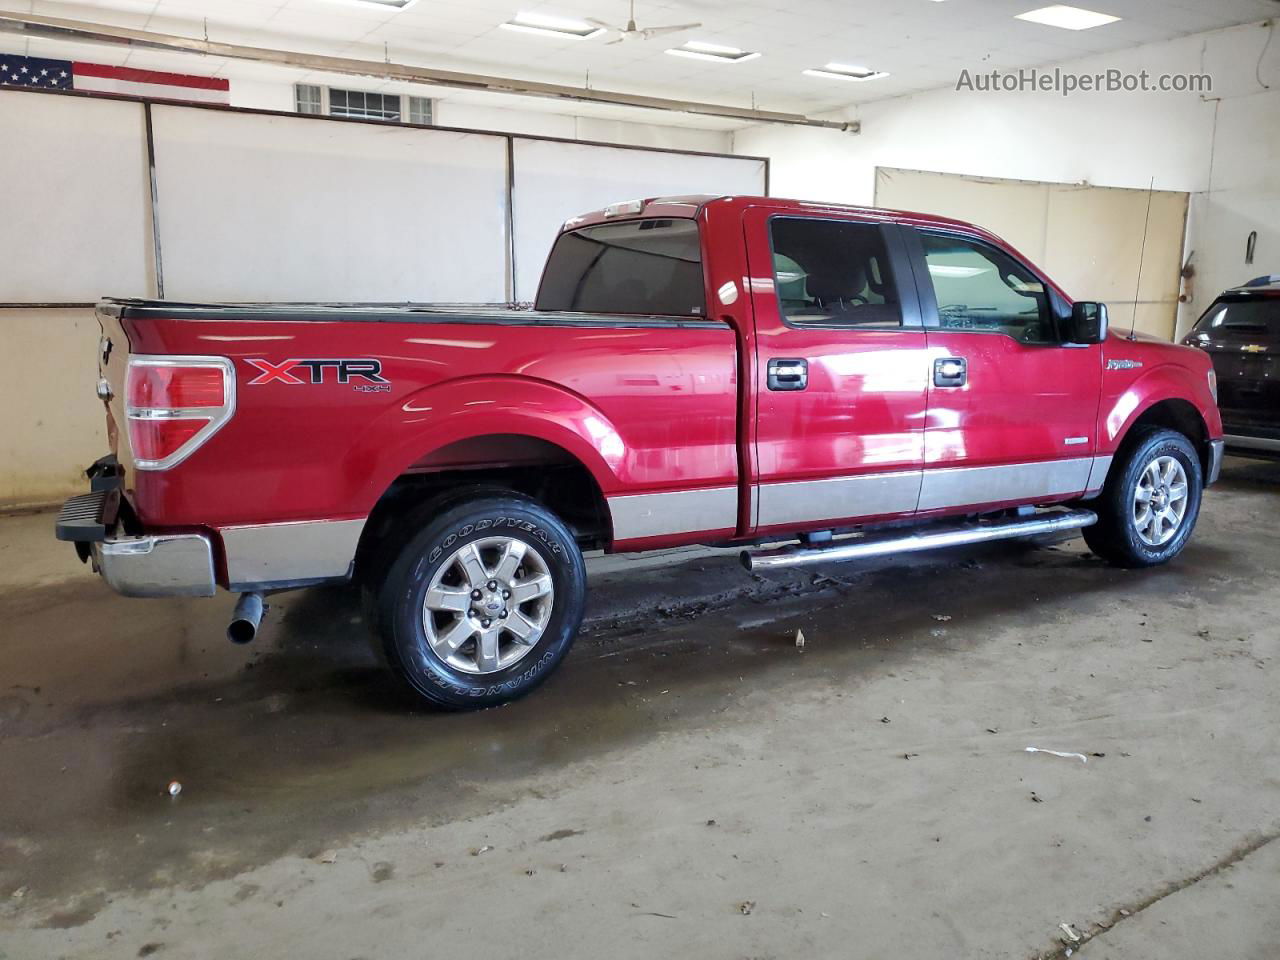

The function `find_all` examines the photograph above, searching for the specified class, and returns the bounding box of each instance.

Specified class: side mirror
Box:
[1067,301,1108,344]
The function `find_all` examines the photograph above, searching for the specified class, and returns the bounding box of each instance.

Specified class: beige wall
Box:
[874,168,1189,340]
[0,309,107,510]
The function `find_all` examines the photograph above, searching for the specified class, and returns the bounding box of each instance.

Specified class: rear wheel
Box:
[372,492,586,710]
[1083,427,1203,567]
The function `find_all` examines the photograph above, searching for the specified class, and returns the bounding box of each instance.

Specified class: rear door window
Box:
[768,217,904,328]
[535,219,705,317]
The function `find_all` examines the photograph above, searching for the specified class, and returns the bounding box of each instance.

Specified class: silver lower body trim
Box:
[743,508,1097,571]
[93,533,217,598]
[757,470,921,528]
[1083,455,1114,498]
[1223,434,1280,453]
[220,518,366,590]
[608,486,737,541]
[609,456,1113,540]
[917,457,1094,512]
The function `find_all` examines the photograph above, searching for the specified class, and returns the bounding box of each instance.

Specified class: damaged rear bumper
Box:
[91,532,217,598]
[56,455,364,597]
[55,484,216,598]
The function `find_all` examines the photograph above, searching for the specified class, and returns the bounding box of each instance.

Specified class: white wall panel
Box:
[0,91,153,301]
[511,139,767,301]
[150,107,510,302]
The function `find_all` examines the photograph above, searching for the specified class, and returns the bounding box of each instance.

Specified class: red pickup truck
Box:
[58,195,1224,709]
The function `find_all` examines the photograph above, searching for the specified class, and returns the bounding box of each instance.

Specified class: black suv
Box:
[1184,276,1280,458]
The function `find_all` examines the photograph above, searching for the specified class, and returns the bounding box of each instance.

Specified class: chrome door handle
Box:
[933,357,967,387]
[767,358,808,391]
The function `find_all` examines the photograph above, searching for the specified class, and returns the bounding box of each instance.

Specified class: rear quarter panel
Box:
[119,316,739,532]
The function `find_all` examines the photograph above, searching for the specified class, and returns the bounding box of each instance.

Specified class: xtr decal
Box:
[244,358,390,389]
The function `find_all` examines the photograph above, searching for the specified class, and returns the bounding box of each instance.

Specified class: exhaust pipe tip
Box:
[227,618,256,645]
[738,550,754,572]
[228,591,266,645]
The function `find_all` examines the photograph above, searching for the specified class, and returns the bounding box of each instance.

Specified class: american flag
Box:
[0,53,229,104]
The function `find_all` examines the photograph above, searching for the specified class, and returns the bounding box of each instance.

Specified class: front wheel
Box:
[373,492,587,710]
[1082,427,1203,567]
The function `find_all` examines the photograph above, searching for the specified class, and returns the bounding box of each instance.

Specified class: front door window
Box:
[920,232,1055,344]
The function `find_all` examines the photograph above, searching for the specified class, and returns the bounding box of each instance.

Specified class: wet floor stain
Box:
[36,891,107,929]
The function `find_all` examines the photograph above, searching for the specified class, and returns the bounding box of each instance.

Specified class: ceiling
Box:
[1,0,1276,121]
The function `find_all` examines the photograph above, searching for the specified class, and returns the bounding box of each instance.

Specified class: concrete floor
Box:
[1,458,1278,960]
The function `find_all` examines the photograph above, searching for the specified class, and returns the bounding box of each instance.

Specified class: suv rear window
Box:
[535,219,706,317]
[1192,296,1280,338]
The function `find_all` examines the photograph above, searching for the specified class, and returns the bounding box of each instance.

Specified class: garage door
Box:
[874,167,1189,341]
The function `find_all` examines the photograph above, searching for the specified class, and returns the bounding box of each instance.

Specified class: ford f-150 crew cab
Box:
[57,195,1225,709]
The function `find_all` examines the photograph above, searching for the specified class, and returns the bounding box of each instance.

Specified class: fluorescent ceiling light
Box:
[803,62,888,82]
[327,0,419,8]
[499,11,604,39]
[665,41,760,63]
[1014,5,1120,30]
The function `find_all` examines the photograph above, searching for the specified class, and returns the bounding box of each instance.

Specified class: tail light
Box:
[125,356,236,470]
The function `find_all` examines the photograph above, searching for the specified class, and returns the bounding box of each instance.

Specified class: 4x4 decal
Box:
[245,358,389,387]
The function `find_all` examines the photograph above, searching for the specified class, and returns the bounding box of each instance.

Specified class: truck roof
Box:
[566,194,1001,241]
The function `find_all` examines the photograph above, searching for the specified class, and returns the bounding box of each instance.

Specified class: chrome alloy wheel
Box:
[421,537,555,675]
[1132,455,1189,547]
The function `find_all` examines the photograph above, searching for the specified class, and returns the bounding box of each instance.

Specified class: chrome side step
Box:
[741,508,1097,572]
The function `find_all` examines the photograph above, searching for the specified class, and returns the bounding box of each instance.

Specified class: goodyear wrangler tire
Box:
[375,493,586,710]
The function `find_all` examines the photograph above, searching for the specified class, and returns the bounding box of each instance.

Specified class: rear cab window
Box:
[535,219,706,317]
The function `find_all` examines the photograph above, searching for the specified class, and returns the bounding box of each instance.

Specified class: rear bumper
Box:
[55,467,364,597]
[92,533,217,598]
[55,486,217,598]
[1208,438,1226,485]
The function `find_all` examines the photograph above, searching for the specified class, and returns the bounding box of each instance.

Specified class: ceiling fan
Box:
[587,0,701,44]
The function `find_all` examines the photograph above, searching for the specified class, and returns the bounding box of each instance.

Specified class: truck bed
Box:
[96,296,741,538]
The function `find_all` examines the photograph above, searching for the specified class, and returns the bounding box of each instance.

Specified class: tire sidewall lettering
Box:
[395,504,582,706]
[424,649,556,696]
